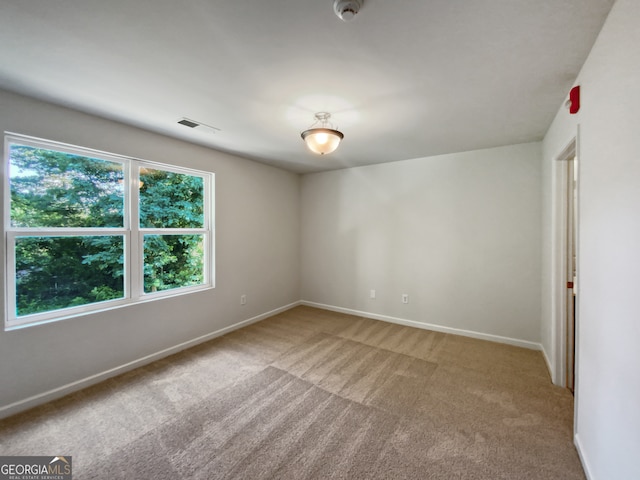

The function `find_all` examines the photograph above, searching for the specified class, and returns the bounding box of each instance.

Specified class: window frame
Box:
[4,133,215,330]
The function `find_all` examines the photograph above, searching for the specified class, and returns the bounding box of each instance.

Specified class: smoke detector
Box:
[333,0,363,21]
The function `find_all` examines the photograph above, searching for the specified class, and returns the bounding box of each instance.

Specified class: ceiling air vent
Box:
[178,118,199,128]
[177,117,220,134]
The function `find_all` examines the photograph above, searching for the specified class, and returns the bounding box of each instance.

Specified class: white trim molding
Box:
[541,344,554,381]
[575,433,594,480]
[0,301,301,419]
[301,300,543,351]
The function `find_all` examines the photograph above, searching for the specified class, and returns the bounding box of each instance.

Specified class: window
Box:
[4,134,214,329]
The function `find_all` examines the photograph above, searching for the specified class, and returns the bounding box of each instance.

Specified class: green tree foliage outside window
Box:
[140,168,203,228]
[144,235,204,293]
[10,145,124,228]
[15,235,125,316]
[7,140,210,323]
[139,168,205,293]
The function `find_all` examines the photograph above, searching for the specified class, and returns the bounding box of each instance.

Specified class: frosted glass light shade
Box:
[301,128,344,155]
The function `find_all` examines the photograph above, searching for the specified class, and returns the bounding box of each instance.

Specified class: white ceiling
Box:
[0,0,614,173]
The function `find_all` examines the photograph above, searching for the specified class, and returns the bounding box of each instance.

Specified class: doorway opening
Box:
[555,138,578,394]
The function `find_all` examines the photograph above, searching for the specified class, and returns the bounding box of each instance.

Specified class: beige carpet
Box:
[0,306,583,479]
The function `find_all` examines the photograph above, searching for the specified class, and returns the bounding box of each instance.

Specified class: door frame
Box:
[553,132,580,396]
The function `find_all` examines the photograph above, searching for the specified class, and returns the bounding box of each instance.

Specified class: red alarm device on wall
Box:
[568,86,580,114]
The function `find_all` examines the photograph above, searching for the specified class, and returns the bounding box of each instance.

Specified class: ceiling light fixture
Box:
[301,112,344,155]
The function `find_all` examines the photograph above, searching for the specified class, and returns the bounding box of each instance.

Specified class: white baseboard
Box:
[1,300,543,419]
[574,433,594,480]
[0,301,301,420]
[301,300,543,351]
[541,344,555,382]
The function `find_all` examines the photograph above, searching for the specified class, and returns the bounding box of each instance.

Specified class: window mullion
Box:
[129,162,141,300]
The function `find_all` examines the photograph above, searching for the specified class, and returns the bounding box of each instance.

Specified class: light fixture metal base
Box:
[334,0,363,21]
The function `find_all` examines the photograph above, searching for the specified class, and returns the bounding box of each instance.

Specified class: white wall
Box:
[0,89,301,416]
[301,143,542,346]
[542,0,640,478]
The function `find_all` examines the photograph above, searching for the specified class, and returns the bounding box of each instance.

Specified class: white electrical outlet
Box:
[240,294,247,305]
[370,289,376,299]
[402,294,409,304]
